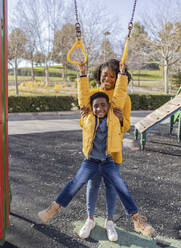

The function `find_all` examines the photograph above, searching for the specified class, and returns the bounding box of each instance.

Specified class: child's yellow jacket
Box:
[77,74,130,164]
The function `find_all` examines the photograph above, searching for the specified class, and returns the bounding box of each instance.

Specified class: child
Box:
[38,65,155,240]
[78,60,154,241]
[38,90,138,223]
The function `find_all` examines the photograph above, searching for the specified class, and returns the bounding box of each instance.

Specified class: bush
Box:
[90,80,96,88]
[71,94,173,111]
[8,96,73,113]
[8,94,174,113]
[73,96,79,109]
[129,93,173,110]
[173,70,181,88]
[18,69,31,76]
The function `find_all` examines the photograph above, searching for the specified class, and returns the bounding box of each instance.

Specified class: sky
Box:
[8,0,179,34]
[8,0,153,35]
[7,0,180,57]
[8,0,180,26]
[7,0,180,69]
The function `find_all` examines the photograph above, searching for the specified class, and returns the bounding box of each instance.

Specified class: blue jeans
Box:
[86,164,120,218]
[56,158,138,215]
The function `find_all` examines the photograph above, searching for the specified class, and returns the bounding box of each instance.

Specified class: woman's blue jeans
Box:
[86,163,120,218]
[56,158,138,215]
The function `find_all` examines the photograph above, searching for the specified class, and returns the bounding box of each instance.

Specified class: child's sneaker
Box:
[79,218,95,239]
[131,212,155,236]
[38,201,61,223]
[105,220,118,242]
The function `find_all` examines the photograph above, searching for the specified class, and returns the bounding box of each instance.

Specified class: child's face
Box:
[100,67,117,90]
[92,97,109,118]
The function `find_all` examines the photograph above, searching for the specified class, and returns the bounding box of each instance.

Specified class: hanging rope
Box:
[67,0,87,65]
[121,0,137,65]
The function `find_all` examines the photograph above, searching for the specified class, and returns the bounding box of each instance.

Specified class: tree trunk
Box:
[14,59,19,95]
[65,63,67,81]
[31,60,35,81]
[45,59,49,86]
[163,58,169,93]
[138,69,140,87]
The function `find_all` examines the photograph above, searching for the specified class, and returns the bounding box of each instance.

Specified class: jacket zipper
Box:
[88,116,99,157]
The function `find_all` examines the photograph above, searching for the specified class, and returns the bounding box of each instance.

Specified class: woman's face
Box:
[100,67,117,90]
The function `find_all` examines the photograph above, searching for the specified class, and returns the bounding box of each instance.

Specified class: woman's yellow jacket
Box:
[77,74,131,164]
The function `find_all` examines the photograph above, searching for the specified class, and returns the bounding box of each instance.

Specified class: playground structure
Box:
[169,87,181,135]
[0,0,10,245]
[67,0,137,67]
[134,86,181,150]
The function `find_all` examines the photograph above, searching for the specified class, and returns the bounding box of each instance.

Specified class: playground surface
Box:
[2,111,181,247]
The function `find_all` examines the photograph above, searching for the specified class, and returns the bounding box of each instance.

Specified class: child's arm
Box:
[112,64,128,110]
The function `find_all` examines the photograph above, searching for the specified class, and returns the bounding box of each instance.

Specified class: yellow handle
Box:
[120,37,129,65]
[67,39,88,65]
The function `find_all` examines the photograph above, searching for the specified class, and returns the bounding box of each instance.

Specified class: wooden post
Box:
[0,0,10,243]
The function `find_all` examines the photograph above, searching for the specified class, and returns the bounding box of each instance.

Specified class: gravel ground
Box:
[5,122,181,248]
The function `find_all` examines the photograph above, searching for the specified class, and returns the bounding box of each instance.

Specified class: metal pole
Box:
[0,0,10,243]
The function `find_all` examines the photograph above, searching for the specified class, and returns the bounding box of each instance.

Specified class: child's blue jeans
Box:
[56,158,138,215]
[86,163,120,218]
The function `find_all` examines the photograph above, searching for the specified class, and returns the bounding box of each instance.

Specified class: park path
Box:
[8,110,167,135]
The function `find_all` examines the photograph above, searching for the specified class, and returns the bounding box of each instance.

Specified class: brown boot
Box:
[131,212,155,236]
[38,201,61,223]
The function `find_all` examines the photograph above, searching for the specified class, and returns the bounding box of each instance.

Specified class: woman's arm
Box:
[121,95,131,133]
[112,64,128,110]
[77,63,91,109]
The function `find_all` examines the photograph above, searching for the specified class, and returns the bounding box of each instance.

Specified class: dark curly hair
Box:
[90,92,109,106]
[93,59,131,85]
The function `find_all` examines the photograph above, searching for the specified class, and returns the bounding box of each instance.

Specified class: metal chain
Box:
[73,0,81,40]
[128,0,137,37]
[74,0,79,23]
[73,0,137,39]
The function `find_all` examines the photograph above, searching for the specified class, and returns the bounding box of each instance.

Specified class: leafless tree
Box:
[52,23,76,78]
[12,0,66,86]
[142,0,181,93]
[126,22,151,70]
[100,38,116,63]
[8,28,27,95]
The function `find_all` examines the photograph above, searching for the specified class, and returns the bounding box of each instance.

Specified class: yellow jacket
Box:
[77,74,131,164]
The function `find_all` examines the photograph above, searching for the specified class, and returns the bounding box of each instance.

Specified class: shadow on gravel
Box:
[10,212,89,248]
[1,242,18,248]
[145,147,181,157]
[8,128,181,245]
[149,141,181,149]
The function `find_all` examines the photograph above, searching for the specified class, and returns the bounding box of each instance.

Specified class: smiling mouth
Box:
[98,112,105,116]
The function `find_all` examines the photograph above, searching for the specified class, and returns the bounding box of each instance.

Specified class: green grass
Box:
[8,67,179,96]
[9,66,163,81]
[9,68,162,82]
[8,89,77,97]
[8,75,67,82]
[132,70,162,81]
